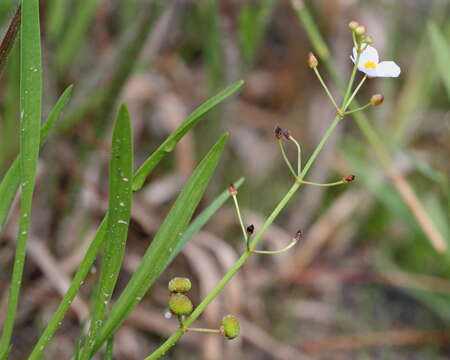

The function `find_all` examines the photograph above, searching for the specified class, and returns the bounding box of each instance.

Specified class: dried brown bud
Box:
[246,224,254,236]
[294,230,302,242]
[355,25,366,36]
[343,175,356,183]
[282,130,291,141]
[307,52,318,68]
[274,125,283,139]
[370,94,384,106]
[228,184,237,196]
[348,21,359,31]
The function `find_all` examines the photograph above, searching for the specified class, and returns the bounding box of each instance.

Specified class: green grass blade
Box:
[0,85,73,232]
[428,22,450,99]
[132,80,243,191]
[56,0,101,72]
[27,218,108,360]
[81,105,133,359]
[173,177,244,257]
[89,134,229,356]
[0,0,42,356]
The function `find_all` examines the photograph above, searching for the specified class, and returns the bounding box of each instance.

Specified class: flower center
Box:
[364,60,377,69]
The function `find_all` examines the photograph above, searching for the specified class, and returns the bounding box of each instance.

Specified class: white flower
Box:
[350,45,401,78]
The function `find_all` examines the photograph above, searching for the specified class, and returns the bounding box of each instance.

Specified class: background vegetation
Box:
[0,0,449,359]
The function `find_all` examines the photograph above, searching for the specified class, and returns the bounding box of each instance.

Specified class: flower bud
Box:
[229,184,237,196]
[274,125,283,139]
[283,130,291,141]
[370,94,384,106]
[169,293,193,316]
[168,277,192,293]
[294,230,303,242]
[343,175,356,183]
[246,224,254,236]
[355,25,366,36]
[221,315,240,340]
[364,36,373,45]
[348,21,359,31]
[307,52,318,68]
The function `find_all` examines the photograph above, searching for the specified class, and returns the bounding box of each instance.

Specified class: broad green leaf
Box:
[90,133,229,355]
[132,80,243,191]
[0,85,73,231]
[0,0,42,356]
[428,22,450,99]
[82,105,133,358]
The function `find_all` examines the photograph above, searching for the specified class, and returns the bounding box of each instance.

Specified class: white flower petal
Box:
[376,61,401,77]
[360,45,379,64]
[359,67,378,77]
[351,47,358,63]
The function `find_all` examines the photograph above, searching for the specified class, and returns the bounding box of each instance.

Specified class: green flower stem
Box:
[231,194,248,246]
[185,328,221,334]
[300,179,344,187]
[343,75,367,110]
[145,112,346,360]
[278,140,297,178]
[312,67,341,114]
[344,102,372,115]
[252,238,298,255]
[288,136,302,175]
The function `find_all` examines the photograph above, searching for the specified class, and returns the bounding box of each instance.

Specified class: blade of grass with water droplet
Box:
[0,85,73,232]
[132,80,244,191]
[0,0,42,356]
[81,105,133,359]
[89,134,229,356]
[28,82,242,357]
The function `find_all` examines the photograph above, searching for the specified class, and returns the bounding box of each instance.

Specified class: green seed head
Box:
[168,277,192,293]
[169,294,193,316]
[221,315,240,340]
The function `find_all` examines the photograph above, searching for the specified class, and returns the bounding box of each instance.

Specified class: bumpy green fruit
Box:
[168,277,192,293]
[221,315,240,340]
[169,294,193,316]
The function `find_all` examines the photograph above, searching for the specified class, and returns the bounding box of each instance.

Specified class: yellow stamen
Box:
[364,60,377,69]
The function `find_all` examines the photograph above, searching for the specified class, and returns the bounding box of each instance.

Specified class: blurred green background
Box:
[0,0,449,359]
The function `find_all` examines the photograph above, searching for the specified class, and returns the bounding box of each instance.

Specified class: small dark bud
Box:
[348,21,359,31]
[294,230,302,242]
[282,130,291,141]
[168,277,192,293]
[355,25,366,36]
[246,224,254,236]
[370,94,384,106]
[343,175,356,183]
[274,125,283,139]
[307,52,318,68]
[228,184,237,196]
[169,293,193,316]
[221,315,240,340]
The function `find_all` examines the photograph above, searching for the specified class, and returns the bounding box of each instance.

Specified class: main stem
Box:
[145,114,344,360]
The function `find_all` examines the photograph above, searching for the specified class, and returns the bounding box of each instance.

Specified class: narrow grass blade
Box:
[89,134,229,355]
[0,5,21,75]
[28,88,236,356]
[0,85,73,232]
[132,80,243,191]
[56,0,101,72]
[173,177,244,257]
[428,22,450,99]
[81,105,133,359]
[0,0,42,356]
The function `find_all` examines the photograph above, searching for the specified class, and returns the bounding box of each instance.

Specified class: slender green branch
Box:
[344,102,372,115]
[278,140,297,178]
[231,194,248,245]
[288,136,302,175]
[342,49,361,107]
[300,179,345,187]
[343,75,367,110]
[185,328,221,334]
[312,67,341,114]
[252,238,298,255]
